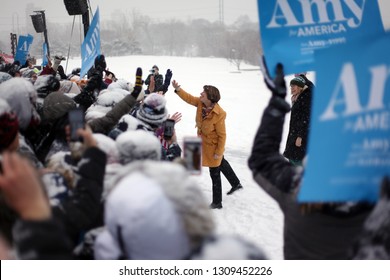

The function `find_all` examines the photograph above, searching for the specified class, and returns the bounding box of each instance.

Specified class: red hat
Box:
[0,101,19,152]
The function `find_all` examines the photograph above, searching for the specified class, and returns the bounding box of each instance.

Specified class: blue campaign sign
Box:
[298,33,390,203]
[80,7,101,78]
[14,34,34,65]
[257,0,384,76]
[42,42,48,66]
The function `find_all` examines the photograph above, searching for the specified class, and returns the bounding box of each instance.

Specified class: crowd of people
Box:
[0,53,258,260]
[0,52,389,260]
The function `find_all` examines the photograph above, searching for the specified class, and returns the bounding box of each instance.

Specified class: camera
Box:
[150,69,156,74]
[163,119,175,140]
[68,108,85,142]
[183,136,202,175]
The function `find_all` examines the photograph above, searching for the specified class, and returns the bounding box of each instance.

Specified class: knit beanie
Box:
[203,85,220,103]
[0,99,19,152]
[290,76,306,88]
[136,93,168,127]
[116,130,161,165]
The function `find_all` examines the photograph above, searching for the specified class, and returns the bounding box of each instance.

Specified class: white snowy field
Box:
[61,55,301,259]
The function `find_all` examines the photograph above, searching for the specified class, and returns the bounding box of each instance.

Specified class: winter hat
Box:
[0,77,40,131]
[111,160,215,251]
[203,85,220,103]
[42,92,77,123]
[96,88,128,106]
[94,172,190,259]
[93,133,120,164]
[107,79,132,92]
[104,161,215,253]
[136,92,168,127]
[107,80,144,102]
[85,88,129,122]
[290,76,306,88]
[34,75,61,97]
[116,130,161,165]
[0,72,12,84]
[0,99,19,152]
[152,65,159,71]
[58,80,80,95]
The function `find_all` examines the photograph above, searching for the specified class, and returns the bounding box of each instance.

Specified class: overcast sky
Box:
[0,0,258,32]
[0,0,389,48]
[1,0,389,32]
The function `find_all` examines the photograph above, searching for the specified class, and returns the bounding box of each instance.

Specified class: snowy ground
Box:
[60,55,303,259]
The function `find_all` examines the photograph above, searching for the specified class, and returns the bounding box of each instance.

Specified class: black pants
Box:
[209,157,240,204]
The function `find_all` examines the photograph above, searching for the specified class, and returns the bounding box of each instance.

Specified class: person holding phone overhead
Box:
[172,80,243,209]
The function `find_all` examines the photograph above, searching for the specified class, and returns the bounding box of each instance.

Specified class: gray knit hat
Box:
[136,93,168,127]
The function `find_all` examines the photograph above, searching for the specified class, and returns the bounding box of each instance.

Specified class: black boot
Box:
[209,166,222,208]
[210,202,223,209]
[227,183,243,195]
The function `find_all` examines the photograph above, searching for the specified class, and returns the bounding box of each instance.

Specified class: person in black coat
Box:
[144,65,164,94]
[283,75,313,165]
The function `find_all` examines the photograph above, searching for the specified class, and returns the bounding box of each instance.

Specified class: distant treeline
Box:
[24,12,261,67]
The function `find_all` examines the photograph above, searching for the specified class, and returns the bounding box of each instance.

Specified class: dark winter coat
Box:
[13,218,73,259]
[145,73,163,93]
[88,94,138,134]
[248,96,371,259]
[52,147,107,246]
[283,87,312,162]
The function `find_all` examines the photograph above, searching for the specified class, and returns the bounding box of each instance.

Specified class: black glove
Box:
[260,55,286,98]
[161,69,172,94]
[73,90,95,110]
[260,56,290,113]
[130,67,143,99]
[84,70,102,93]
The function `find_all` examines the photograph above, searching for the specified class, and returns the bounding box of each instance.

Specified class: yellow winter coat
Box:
[176,88,226,167]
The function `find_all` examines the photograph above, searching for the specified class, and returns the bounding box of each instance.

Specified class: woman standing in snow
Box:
[172,80,243,209]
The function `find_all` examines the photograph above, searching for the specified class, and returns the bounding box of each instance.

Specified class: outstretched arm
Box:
[248,59,299,196]
[172,80,200,107]
[88,67,143,134]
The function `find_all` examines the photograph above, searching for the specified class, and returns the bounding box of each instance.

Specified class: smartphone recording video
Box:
[163,119,175,140]
[68,108,85,142]
[183,136,202,175]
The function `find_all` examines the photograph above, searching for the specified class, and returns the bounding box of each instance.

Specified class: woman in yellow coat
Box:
[172,80,243,209]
